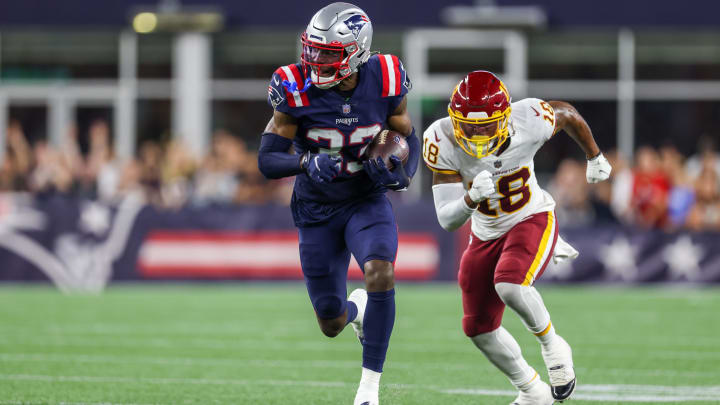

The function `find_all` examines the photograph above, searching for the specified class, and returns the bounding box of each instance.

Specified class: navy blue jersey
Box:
[267,54,411,211]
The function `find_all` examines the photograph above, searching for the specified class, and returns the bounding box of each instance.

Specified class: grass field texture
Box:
[0,283,719,404]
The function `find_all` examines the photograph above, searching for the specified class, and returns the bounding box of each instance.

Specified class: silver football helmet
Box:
[301,2,373,89]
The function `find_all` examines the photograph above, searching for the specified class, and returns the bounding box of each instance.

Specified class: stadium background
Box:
[1,1,719,404]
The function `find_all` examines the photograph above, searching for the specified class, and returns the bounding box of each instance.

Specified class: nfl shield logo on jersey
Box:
[494,160,502,168]
[342,104,352,114]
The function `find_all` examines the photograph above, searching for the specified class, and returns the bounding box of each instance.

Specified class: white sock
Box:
[359,367,381,390]
[495,283,556,347]
[470,327,537,388]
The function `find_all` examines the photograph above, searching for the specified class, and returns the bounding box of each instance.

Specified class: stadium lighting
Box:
[133,12,158,34]
[130,8,224,33]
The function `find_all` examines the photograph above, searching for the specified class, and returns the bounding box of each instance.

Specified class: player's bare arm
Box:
[265,110,298,140]
[549,101,599,159]
[387,96,412,136]
[549,100,612,183]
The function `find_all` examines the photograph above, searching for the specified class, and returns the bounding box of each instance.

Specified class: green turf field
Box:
[0,283,719,404]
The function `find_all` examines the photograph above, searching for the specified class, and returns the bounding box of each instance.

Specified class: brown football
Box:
[366,129,409,169]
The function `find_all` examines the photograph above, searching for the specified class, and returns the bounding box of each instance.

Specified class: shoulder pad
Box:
[369,54,411,98]
[268,64,311,110]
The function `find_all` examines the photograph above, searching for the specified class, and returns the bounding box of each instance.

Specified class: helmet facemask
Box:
[449,106,511,158]
[301,34,359,89]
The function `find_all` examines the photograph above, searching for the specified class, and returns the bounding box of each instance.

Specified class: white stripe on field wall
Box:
[139,240,439,272]
[1,373,719,403]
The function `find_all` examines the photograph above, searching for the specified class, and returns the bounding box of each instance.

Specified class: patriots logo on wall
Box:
[343,14,369,39]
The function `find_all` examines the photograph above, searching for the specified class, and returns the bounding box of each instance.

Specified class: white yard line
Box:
[1,373,719,403]
[2,352,719,379]
[3,335,720,361]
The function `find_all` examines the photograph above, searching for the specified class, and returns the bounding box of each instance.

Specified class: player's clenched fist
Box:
[586,153,612,183]
[467,170,495,202]
[301,153,342,183]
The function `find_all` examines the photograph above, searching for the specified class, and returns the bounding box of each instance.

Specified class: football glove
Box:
[363,155,410,191]
[586,153,612,183]
[467,170,495,203]
[301,153,342,183]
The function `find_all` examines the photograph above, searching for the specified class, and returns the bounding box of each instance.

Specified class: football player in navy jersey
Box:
[257,3,420,404]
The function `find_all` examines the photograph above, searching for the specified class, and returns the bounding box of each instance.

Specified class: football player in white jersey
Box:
[423,71,611,405]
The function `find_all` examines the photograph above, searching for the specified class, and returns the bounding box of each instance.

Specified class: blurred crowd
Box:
[2,119,720,231]
[549,137,720,231]
[0,119,293,208]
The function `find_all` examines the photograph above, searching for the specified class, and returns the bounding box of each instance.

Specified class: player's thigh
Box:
[458,235,506,336]
[298,223,352,319]
[345,194,398,270]
[495,211,558,286]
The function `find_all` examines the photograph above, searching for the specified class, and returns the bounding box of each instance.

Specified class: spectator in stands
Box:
[136,140,164,206]
[549,158,595,227]
[0,120,32,191]
[161,140,196,209]
[660,143,695,229]
[686,134,720,181]
[192,129,244,205]
[608,149,634,224]
[630,146,671,228]
[685,166,720,231]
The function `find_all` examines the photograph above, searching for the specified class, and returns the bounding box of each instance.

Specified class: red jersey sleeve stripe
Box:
[288,64,310,106]
[391,55,402,96]
[378,54,390,97]
[275,67,297,108]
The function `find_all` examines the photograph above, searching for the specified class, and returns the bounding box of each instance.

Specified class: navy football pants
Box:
[298,194,398,319]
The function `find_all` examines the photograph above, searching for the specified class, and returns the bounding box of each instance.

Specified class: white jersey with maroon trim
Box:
[423,98,558,241]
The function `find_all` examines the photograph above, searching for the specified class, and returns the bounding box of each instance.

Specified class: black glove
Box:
[301,152,342,183]
[363,155,410,191]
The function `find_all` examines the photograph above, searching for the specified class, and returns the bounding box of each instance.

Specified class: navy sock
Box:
[345,300,358,326]
[362,289,395,372]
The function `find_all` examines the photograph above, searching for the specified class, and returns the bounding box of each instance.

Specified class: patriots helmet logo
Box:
[343,14,369,39]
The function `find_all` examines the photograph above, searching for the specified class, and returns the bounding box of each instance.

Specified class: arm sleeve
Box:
[257,132,304,179]
[432,182,475,232]
[404,127,421,178]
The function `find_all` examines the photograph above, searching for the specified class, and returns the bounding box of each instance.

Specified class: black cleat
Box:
[550,375,576,401]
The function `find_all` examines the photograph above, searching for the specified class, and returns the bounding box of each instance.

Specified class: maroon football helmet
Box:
[448,70,512,158]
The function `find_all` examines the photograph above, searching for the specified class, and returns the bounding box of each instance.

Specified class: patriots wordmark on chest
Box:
[336,117,359,126]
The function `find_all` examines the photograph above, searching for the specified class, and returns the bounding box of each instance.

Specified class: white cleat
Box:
[541,335,576,401]
[348,288,368,343]
[510,376,555,405]
[353,389,379,405]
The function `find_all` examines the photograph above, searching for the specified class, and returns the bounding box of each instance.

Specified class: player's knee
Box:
[469,327,500,349]
[494,282,523,306]
[313,295,344,322]
[318,318,344,338]
[462,314,502,337]
[363,260,394,291]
